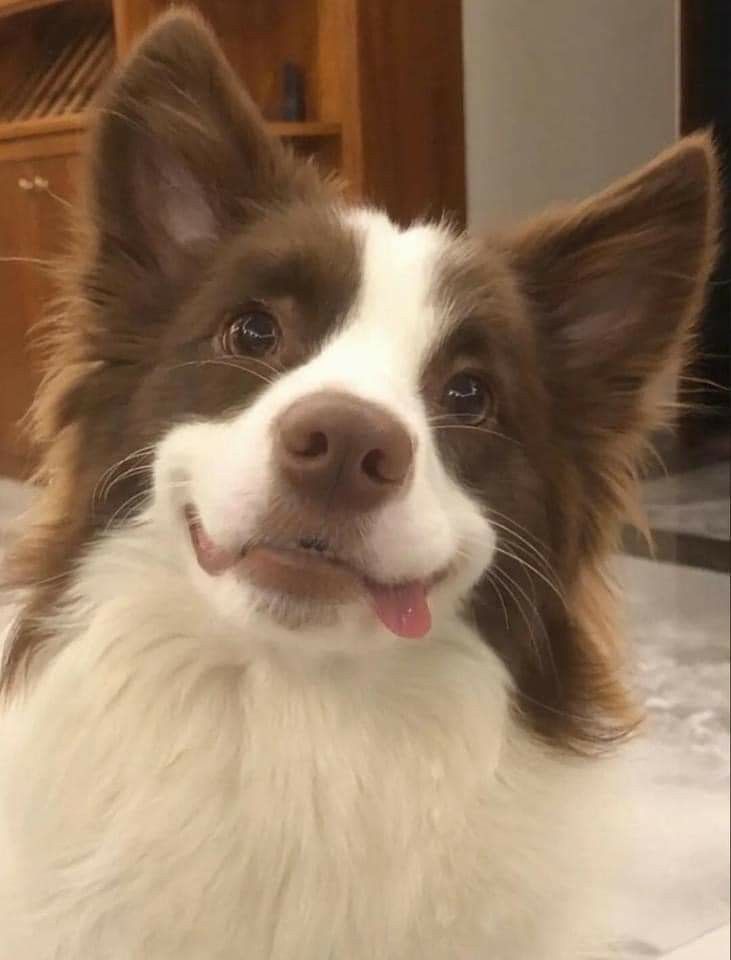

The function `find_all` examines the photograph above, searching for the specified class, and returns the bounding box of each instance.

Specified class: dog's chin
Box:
[248,583,349,634]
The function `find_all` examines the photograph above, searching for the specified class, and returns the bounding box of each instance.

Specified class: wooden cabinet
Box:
[0,150,80,475]
[0,0,465,476]
[0,159,38,477]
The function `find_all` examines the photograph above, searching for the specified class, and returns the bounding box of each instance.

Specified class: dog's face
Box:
[6,13,717,747]
[152,208,536,647]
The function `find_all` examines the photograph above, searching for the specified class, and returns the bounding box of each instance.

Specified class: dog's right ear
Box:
[86,10,318,283]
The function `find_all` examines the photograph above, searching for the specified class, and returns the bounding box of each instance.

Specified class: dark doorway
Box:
[679,0,730,458]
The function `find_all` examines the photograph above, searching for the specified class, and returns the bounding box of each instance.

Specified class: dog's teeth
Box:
[299,536,328,553]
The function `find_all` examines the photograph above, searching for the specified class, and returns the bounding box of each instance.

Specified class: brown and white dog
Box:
[0,11,719,959]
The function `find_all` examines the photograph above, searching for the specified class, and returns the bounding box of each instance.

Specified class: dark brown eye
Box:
[442,372,490,424]
[221,306,280,357]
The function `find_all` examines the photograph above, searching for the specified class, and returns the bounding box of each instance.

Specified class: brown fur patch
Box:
[427,135,720,749]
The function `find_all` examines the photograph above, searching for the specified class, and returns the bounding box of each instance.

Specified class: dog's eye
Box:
[221,305,280,357]
[442,372,490,424]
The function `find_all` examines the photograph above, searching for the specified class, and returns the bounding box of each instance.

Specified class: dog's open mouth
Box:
[184,506,435,639]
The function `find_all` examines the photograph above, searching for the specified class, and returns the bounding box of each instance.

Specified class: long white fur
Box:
[0,211,619,958]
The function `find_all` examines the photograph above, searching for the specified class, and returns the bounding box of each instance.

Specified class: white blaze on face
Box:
[302,210,453,399]
[153,208,496,638]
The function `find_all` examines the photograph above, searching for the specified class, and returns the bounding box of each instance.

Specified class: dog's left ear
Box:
[508,134,719,471]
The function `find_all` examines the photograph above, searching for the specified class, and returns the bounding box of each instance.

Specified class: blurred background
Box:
[0,2,728,958]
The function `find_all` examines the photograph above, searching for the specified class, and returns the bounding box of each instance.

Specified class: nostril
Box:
[361,448,391,484]
[291,430,328,459]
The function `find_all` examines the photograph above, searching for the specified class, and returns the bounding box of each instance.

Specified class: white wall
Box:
[463,0,679,229]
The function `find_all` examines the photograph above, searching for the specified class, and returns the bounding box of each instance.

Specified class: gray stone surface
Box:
[642,462,730,542]
[610,555,729,959]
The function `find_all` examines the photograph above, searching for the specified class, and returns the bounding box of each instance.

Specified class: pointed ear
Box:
[87,10,319,280]
[508,135,720,464]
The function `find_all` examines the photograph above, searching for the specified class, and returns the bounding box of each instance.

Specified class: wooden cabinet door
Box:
[0,151,81,478]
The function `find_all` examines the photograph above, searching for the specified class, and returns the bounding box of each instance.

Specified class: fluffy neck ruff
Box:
[1,515,616,959]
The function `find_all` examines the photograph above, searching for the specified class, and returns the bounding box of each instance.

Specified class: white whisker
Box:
[494,544,566,607]
[165,358,276,386]
[431,422,520,446]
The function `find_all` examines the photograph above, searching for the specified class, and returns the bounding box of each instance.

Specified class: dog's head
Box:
[5,12,718,747]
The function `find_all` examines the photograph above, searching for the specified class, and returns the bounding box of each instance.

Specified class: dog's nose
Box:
[275,391,413,511]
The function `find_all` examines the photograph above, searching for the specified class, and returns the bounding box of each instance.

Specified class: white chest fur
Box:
[0,530,616,959]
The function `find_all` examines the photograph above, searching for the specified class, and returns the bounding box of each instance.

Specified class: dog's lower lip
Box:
[184,505,448,634]
[241,544,362,604]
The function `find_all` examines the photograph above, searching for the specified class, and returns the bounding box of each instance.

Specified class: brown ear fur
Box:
[508,133,720,569]
[483,134,720,750]
[88,8,323,285]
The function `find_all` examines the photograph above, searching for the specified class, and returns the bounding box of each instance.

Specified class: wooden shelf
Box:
[0,2,114,130]
[0,0,69,19]
[0,112,86,142]
[267,121,341,139]
[0,114,341,144]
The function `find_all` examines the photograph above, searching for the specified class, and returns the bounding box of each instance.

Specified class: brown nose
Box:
[275,391,414,511]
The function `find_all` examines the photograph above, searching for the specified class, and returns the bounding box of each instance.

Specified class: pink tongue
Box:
[367,580,432,639]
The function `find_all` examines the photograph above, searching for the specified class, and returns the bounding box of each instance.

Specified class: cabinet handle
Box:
[17,176,51,191]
